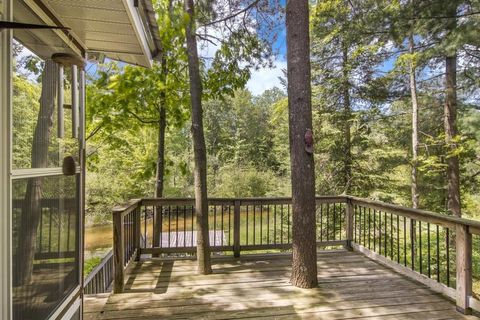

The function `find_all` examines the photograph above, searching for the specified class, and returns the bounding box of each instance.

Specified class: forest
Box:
[8,0,480,317]
[81,0,480,228]
[11,0,480,282]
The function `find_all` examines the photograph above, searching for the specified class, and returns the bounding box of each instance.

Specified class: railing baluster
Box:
[153,206,157,248]
[363,206,366,246]
[176,206,179,248]
[214,205,217,247]
[404,216,407,266]
[321,204,324,242]
[427,222,431,278]
[384,211,387,258]
[341,203,345,240]
[373,209,376,252]
[287,204,291,243]
[397,214,400,264]
[253,205,256,245]
[281,204,284,244]
[446,228,450,287]
[48,209,53,252]
[333,203,336,241]
[436,225,440,282]
[260,205,263,245]
[419,221,422,275]
[411,218,415,271]
[228,204,232,246]
[326,203,330,242]
[184,205,187,247]
[267,205,270,244]
[379,210,382,256]
[390,213,393,261]
[221,205,225,246]
[274,205,277,244]
[152,206,157,249]
[143,206,147,248]
[191,206,194,247]
[168,205,171,247]
[368,208,371,249]
[353,204,358,242]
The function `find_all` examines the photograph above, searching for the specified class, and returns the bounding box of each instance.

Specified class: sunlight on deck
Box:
[84,250,476,319]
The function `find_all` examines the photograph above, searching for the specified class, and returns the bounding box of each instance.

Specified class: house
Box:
[0,0,161,319]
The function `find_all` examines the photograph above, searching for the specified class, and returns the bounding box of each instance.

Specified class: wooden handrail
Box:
[112,199,142,217]
[349,196,480,233]
[84,250,114,294]
[349,195,477,315]
[111,195,479,314]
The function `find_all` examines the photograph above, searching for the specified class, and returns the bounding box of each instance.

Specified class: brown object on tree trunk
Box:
[286,0,318,288]
[184,0,212,275]
[15,60,58,286]
[444,3,461,218]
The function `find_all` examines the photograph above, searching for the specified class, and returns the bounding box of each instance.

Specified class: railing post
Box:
[134,206,141,261]
[345,197,353,251]
[456,224,472,315]
[153,204,162,257]
[234,200,241,258]
[113,210,125,293]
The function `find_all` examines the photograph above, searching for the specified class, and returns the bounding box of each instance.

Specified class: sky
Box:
[198,3,288,96]
[246,23,287,95]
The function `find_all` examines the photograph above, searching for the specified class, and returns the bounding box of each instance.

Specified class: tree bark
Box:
[444,4,461,217]
[286,0,318,288]
[153,54,168,252]
[342,44,352,194]
[408,14,419,262]
[409,34,420,210]
[184,0,212,274]
[16,60,58,285]
[153,105,166,251]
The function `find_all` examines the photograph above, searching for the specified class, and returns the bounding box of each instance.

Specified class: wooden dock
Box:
[84,250,477,319]
[159,230,226,248]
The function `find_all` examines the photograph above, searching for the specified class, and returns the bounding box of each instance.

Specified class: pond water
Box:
[84,208,293,260]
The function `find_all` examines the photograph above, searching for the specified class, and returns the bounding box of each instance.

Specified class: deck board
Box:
[84,250,476,319]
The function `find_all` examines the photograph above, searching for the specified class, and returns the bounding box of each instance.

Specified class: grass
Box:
[84,256,102,277]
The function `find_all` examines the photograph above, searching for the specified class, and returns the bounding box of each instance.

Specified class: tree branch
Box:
[200,0,260,28]
[86,123,104,141]
[126,109,160,124]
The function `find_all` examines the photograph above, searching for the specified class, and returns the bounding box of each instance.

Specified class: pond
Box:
[84,208,295,260]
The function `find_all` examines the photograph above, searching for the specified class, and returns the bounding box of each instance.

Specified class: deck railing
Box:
[84,250,114,294]
[111,195,480,315]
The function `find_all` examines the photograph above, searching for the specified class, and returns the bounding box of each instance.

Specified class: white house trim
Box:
[0,1,12,319]
[122,0,154,68]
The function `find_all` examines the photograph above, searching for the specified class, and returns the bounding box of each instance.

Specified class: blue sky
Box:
[246,5,287,95]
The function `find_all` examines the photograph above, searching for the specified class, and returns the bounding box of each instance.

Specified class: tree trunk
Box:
[184,0,212,275]
[16,60,58,285]
[444,4,461,217]
[409,34,419,210]
[153,52,168,251]
[286,0,318,289]
[342,44,351,194]
[408,26,419,264]
[153,105,166,251]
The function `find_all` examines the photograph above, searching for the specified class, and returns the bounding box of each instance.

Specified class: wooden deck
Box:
[84,250,477,319]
